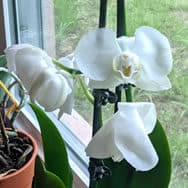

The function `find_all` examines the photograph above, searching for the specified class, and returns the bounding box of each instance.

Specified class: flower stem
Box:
[99,0,107,28]
[78,76,94,104]
[115,1,134,185]
[125,85,132,102]
[92,90,103,135]
[89,90,113,185]
[114,84,123,112]
[89,1,108,187]
[53,59,82,75]
[89,90,103,188]
[114,0,132,111]
[117,0,126,37]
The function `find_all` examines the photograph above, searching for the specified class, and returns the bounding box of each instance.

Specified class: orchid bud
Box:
[29,68,72,112]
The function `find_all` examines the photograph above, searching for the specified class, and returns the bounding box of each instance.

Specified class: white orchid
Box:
[85,102,159,171]
[29,67,72,114]
[75,26,173,91]
[5,44,54,91]
[5,44,72,118]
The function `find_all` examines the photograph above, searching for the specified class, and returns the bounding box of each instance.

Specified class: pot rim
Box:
[0,129,38,180]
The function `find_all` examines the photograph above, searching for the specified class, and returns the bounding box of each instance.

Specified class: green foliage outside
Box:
[54,0,188,187]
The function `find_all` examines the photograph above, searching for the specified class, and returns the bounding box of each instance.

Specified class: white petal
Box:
[133,26,173,76]
[85,121,119,159]
[75,28,121,80]
[15,51,49,91]
[117,36,135,52]
[88,72,122,89]
[118,102,157,134]
[4,44,33,71]
[58,92,73,119]
[135,70,172,91]
[16,46,48,58]
[58,53,75,68]
[86,102,158,171]
[113,109,158,171]
[58,70,74,118]
[84,76,90,86]
[59,53,79,70]
[15,45,54,67]
[29,68,72,112]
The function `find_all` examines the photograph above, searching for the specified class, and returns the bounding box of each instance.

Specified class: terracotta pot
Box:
[0,130,38,188]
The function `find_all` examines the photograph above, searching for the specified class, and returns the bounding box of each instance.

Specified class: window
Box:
[16,0,43,47]
[2,0,90,187]
[0,0,6,53]
[2,1,188,188]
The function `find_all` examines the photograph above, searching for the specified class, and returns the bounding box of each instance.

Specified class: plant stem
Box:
[92,91,103,136]
[78,76,94,104]
[117,0,132,103]
[89,90,103,188]
[116,1,134,185]
[89,1,108,187]
[117,0,126,37]
[114,84,123,113]
[114,0,132,112]
[99,0,107,28]
[53,59,82,75]
[125,85,132,102]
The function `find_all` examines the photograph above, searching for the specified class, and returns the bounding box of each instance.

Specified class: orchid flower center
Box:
[119,52,141,78]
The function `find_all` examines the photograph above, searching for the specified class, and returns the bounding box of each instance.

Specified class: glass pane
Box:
[53,1,188,188]
[54,0,100,124]
[5,0,188,187]
[17,0,43,47]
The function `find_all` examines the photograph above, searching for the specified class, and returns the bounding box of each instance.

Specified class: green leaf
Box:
[96,120,171,188]
[33,156,66,188]
[30,104,73,188]
[0,55,7,67]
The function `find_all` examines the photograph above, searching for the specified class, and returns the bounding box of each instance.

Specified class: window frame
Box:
[0,0,6,54]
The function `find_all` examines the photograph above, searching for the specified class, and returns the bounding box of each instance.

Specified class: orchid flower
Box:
[29,67,72,114]
[75,26,173,91]
[5,44,72,118]
[5,44,54,91]
[85,102,159,171]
